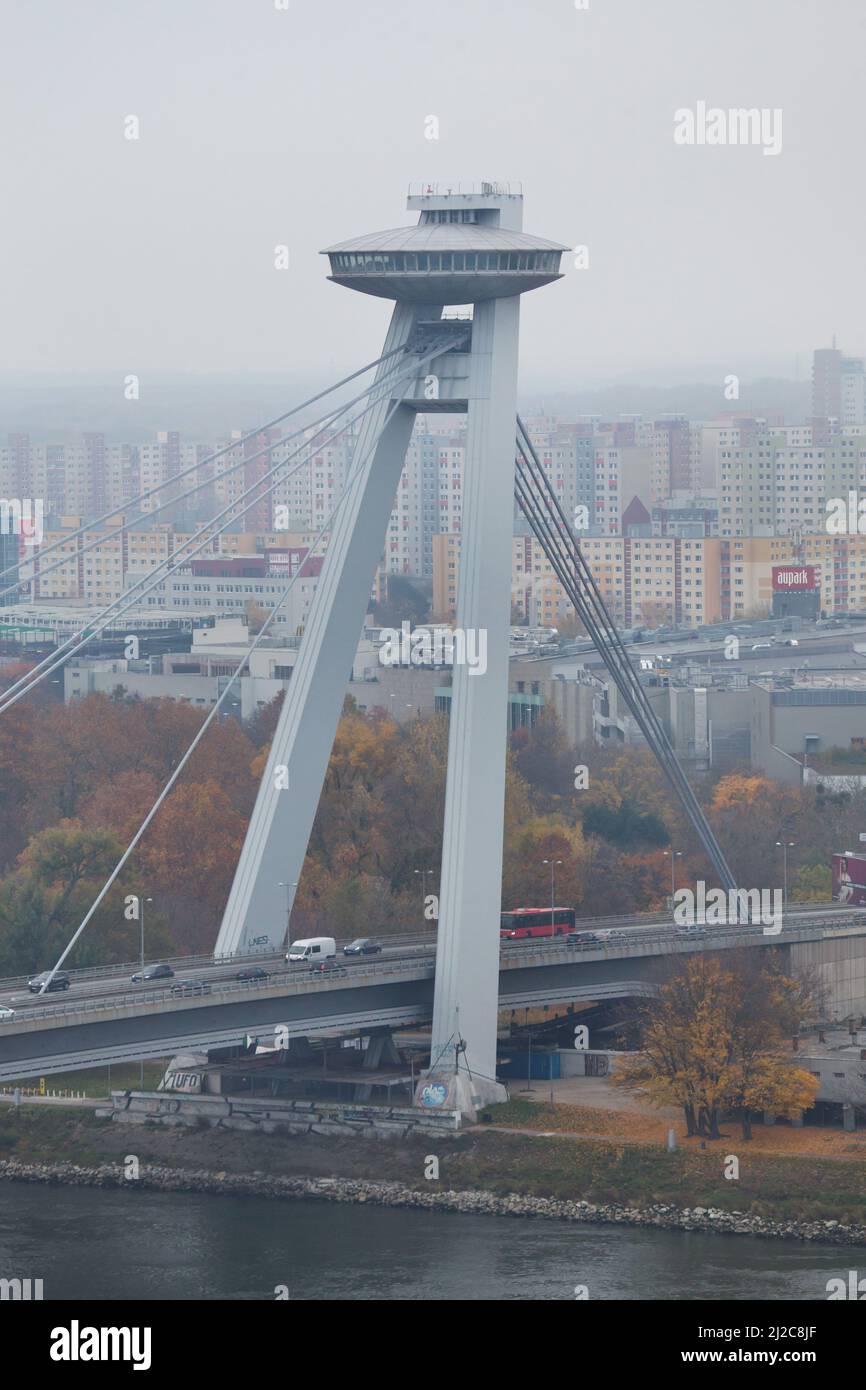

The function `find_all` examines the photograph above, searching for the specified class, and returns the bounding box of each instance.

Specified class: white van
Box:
[286,936,336,963]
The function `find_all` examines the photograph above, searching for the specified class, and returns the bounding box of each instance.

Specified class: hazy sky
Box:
[1,0,863,388]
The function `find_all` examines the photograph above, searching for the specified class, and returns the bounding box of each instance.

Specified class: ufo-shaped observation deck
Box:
[322,223,567,304]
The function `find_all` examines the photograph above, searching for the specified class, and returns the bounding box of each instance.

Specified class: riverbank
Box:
[2,1155,866,1246]
[1,1103,866,1243]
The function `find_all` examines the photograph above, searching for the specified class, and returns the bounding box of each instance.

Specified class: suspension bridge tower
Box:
[215,182,566,1114]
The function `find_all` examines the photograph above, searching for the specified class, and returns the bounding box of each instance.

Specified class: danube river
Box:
[0,1182,854,1300]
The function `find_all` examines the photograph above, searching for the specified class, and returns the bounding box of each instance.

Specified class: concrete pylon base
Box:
[413,1070,507,1121]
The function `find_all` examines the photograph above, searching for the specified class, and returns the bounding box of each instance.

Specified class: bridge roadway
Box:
[0,906,863,1081]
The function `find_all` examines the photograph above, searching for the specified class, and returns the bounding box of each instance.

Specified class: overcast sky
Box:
[1,0,863,389]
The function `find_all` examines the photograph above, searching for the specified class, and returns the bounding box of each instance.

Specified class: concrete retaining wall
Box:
[790,934,866,1020]
[97,1089,461,1138]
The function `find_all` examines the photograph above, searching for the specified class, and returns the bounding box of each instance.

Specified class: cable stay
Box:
[34,379,426,991]
[0,346,409,595]
[514,416,736,892]
[0,398,344,603]
[0,374,396,711]
[1,335,460,715]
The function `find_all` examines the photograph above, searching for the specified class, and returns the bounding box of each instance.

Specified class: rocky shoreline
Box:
[1,1157,865,1245]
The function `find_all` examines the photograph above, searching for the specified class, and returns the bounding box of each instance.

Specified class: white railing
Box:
[407,181,522,198]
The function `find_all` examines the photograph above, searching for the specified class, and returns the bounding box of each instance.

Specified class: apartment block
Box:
[717,432,866,536]
[435,529,854,630]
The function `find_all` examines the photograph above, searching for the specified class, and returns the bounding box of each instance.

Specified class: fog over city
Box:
[3,0,866,1334]
[1,0,863,391]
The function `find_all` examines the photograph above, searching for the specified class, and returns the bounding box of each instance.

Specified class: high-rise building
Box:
[813,346,866,425]
[383,422,460,578]
[651,416,696,500]
[717,431,866,536]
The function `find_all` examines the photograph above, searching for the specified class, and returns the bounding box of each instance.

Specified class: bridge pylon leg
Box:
[214,304,420,957]
[419,295,520,1117]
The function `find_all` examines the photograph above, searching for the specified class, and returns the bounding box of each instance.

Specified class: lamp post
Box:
[542,859,563,930]
[139,896,152,1090]
[140,896,153,982]
[278,881,297,951]
[775,841,795,905]
[414,868,436,916]
[663,849,683,900]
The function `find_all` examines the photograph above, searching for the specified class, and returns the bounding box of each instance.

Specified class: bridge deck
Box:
[1,915,864,1081]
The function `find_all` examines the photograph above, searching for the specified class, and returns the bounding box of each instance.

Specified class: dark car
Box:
[28,970,71,994]
[170,980,212,997]
[342,938,382,956]
[566,931,599,945]
[131,963,175,983]
[310,959,346,975]
[236,966,270,982]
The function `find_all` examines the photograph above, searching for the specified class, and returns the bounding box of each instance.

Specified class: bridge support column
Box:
[363,1030,401,1070]
[214,304,419,956]
[418,295,520,1117]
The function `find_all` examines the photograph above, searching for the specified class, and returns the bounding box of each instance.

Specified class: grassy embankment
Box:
[1,1098,865,1227]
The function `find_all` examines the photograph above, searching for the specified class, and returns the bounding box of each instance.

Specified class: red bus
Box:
[500,907,576,940]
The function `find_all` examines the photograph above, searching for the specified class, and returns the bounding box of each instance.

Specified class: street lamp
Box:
[278,881,298,949]
[414,868,436,917]
[775,841,795,905]
[542,859,563,930]
[139,896,152,1092]
[663,849,683,899]
[140,896,153,982]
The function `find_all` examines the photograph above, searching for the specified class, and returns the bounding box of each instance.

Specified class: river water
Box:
[0,1182,855,1300]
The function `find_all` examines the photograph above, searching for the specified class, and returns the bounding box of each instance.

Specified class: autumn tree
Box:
[509,708,576,810]
[615,955,740,1137]
[0,821,143,973]
[501,815,586,911]
[185,716,256,815]
[790,863,832,903]
[244,600,269,634]
[23,695,137,826]
[582,798,668,849]
[722,953,820,1139]
[372,575,429,627]
[78,771,162,845]
[708,773,803,888]
[618,849,671,911]
[139,781,247,952]
[616,954,819,1139]
[247,690,285,749]
[0,702,35,867]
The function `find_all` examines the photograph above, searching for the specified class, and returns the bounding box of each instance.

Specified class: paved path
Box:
[512,1074,679,1119]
